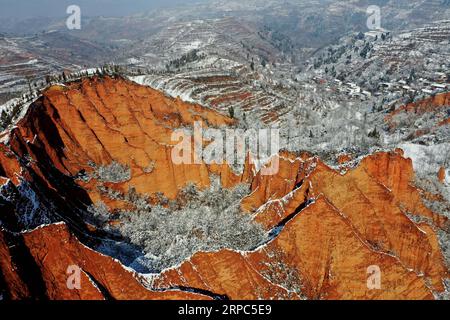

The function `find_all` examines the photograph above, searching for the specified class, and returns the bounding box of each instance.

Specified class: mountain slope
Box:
[0,76,448,300]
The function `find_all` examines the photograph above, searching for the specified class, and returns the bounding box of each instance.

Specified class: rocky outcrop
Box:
[154,152,449,300]
[154,196,441,300]
[8,77,242,199]
[0,76,448,300]
[0,76,251,232]
[0,223,210,300]
[359,151,447,228]
[385,92,450,134]
[386,92,450,121]
[438,167,447,184]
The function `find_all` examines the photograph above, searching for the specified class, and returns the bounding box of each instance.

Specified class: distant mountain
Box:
[2,0,450,46]
[0,31,114,103]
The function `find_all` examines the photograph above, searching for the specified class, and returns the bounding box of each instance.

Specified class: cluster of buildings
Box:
[311,76,373,101]
[377,73,450,97]
[313,71,449,102]
[331,80,373,100]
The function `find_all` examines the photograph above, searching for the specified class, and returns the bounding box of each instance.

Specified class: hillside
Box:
[0,76,449,299]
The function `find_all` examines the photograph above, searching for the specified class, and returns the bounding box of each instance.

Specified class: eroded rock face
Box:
[385,92,450,137]
[0,77,448,300]
[7,77,243,200]
[0,224,210,300]
[154,153,449,300]
[155,197,439,300]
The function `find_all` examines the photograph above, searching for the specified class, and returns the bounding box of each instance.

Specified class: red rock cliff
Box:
[0,77,448,300]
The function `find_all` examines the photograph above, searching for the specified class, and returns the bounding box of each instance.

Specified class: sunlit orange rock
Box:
[337,153,352,165]
[0,77,448,300]
[360,151,447,228]
[155,197,440,300]
[3,76,246,206]
[307,156,448,293]
[155,152,448,300]
[1,223,210,300]
[438,167,446,184]
[386,92,450,130]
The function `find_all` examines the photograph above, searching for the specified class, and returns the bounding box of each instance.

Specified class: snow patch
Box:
[400,142,450,177]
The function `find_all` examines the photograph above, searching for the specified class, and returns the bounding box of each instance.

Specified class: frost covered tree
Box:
[91,161,131,183]
[114,182,266,272]
[86,201,111,228]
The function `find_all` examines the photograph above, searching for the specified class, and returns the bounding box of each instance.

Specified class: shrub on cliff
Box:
[91,161,131,183]
[87,201,111,228]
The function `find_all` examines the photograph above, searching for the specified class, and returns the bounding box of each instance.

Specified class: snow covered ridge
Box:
[0,66,128,134]
[130,75,198,104]
[0,94,38,134]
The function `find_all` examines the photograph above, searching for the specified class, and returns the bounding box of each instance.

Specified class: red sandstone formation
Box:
[337,153,352,165]
[438,167,446,184]
[0,224,209,300]
[385,92,450,133]
[155,196,441,300]
[0,77,448,300]
[386,92,450,121]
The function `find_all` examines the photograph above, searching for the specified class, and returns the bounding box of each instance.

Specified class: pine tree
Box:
[25,75,33,93]
[1,110,8,125]
[228,106,235,119]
